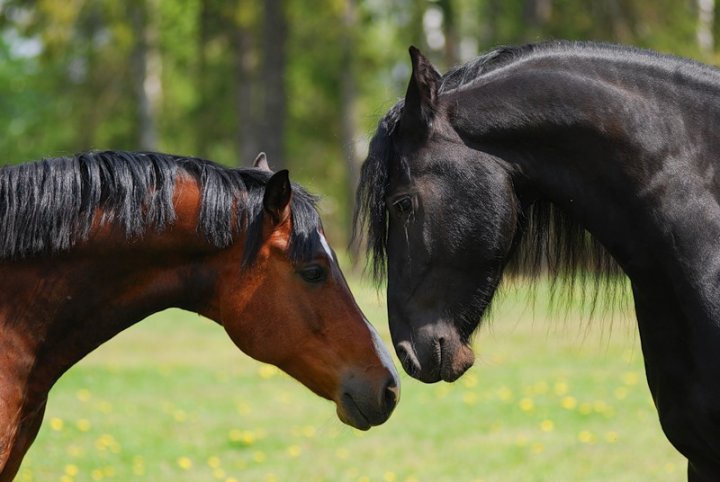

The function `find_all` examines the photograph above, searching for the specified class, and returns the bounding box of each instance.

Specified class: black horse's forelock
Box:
[0,151,321,264]
[352,102,404,281]
[353,41,624,291]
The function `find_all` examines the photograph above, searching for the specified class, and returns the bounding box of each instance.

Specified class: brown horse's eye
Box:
[299,264,327,283]
[393,197,413,215]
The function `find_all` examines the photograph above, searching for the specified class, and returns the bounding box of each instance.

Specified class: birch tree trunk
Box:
[130,0,159,151]
[697,0,715,56]
[438,0,459,67]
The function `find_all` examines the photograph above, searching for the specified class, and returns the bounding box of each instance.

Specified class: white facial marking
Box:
[317,230,400,384]
[365,317,400,381]
[318,230,334,258]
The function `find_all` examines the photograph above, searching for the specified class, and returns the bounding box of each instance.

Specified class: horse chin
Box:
[336,401,372,431]
[333,371,399,431]
[439,342,475,382]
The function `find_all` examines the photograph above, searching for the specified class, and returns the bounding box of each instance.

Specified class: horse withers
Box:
[0,150,399,481]
[355,42,720,480]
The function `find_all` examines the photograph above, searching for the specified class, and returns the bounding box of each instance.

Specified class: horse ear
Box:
[253,152,271,171]
[263,169,292,224]
[402,46,441,135]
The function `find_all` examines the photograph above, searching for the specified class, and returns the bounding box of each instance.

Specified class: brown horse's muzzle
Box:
[336,372,400,430]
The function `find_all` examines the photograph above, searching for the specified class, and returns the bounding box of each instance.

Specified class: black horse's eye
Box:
[299,264,327,283]
[393,196,413,215]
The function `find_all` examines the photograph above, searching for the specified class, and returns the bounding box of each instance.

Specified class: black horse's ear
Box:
[402,46,441,136]
[263,169,292,224]
[253,152,271,171]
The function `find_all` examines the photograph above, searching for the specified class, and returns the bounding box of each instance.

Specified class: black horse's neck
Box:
[447,50,720,285]
[440,46,720,478]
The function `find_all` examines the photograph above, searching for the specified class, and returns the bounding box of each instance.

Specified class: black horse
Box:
[354,40,720,481]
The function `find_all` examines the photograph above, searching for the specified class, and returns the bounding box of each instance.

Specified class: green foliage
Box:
[0,0,717,239]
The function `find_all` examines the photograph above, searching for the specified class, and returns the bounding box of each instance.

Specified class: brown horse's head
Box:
[207,160,399,430]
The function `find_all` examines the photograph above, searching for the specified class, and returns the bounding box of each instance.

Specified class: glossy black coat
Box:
[355,41,720,481]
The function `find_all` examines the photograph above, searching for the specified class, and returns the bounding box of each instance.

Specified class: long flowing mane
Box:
[0,151,320,264]
[354,41,636,292]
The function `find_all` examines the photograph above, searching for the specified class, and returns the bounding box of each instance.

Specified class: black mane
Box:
[0,151,320,264]
[354,41,634,287]
[439,40,720,94]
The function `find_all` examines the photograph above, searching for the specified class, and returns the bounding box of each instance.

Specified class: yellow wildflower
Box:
[50,418,64,431]
[519,397,534,412]
[540,419,555,432]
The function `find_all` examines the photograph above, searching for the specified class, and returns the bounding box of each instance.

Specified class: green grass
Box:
[20,277,685,482]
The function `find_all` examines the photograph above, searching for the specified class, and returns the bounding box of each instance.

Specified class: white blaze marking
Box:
[365,317,400,381]
[318,230,334,258]
[318,230,400,383]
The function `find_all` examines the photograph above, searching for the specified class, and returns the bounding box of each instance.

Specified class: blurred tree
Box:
[697,0,715,55]
[341,0,361,226]
[129,0,159,150]
[233,1,259,163]
[438,0,460,65]
[0,0,717,241]
[523,0,552,40]
[259,0,288,170]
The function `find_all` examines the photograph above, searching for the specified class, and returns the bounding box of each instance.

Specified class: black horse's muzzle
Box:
[391,316,475,383]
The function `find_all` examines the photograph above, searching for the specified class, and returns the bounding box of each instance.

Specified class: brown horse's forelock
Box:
[0,151,321,265]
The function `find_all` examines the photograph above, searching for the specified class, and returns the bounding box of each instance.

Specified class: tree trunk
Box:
[259,0,287,170]
[233,3,258,166]
[410,0,427,52]
[698,0,715,56]
[341,0,360,242]
[129,0,159,151]
[481,0,502,48]
[438,0,459,67]
[522,0,552,40]
[195,0,211,157]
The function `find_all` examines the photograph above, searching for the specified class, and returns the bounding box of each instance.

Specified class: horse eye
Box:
[299,264,327,283]
[393,197,413,215]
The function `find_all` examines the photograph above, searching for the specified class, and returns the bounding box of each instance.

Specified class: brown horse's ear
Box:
[402,46,441,136]
[263,169,292,224]
[253,152,271,171]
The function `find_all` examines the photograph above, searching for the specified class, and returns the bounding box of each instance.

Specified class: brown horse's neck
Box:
[0,178,229,478]
[0,177,221,390]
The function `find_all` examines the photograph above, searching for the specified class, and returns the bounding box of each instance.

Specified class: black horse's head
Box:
[355,47,520,383]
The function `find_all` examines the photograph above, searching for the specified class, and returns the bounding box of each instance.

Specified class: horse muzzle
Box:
[336,372,400,430]
[393,322,475,383]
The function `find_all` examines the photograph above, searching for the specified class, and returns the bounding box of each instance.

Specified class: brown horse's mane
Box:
[0,151,320,264]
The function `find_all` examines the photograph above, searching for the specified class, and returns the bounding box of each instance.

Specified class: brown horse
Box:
[0,150,399,481]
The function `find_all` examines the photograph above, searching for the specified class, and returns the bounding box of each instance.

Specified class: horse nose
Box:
[383,375,400,416]
[395,341,422,379]
[337,372,400,430]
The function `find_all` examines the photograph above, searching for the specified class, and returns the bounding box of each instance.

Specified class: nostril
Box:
[396,343,409,360]
[382,377,400,415]
[435,336,445,365]
[395,341,420,377]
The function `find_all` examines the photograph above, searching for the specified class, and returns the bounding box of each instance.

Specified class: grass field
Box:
[19,276,685,482]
